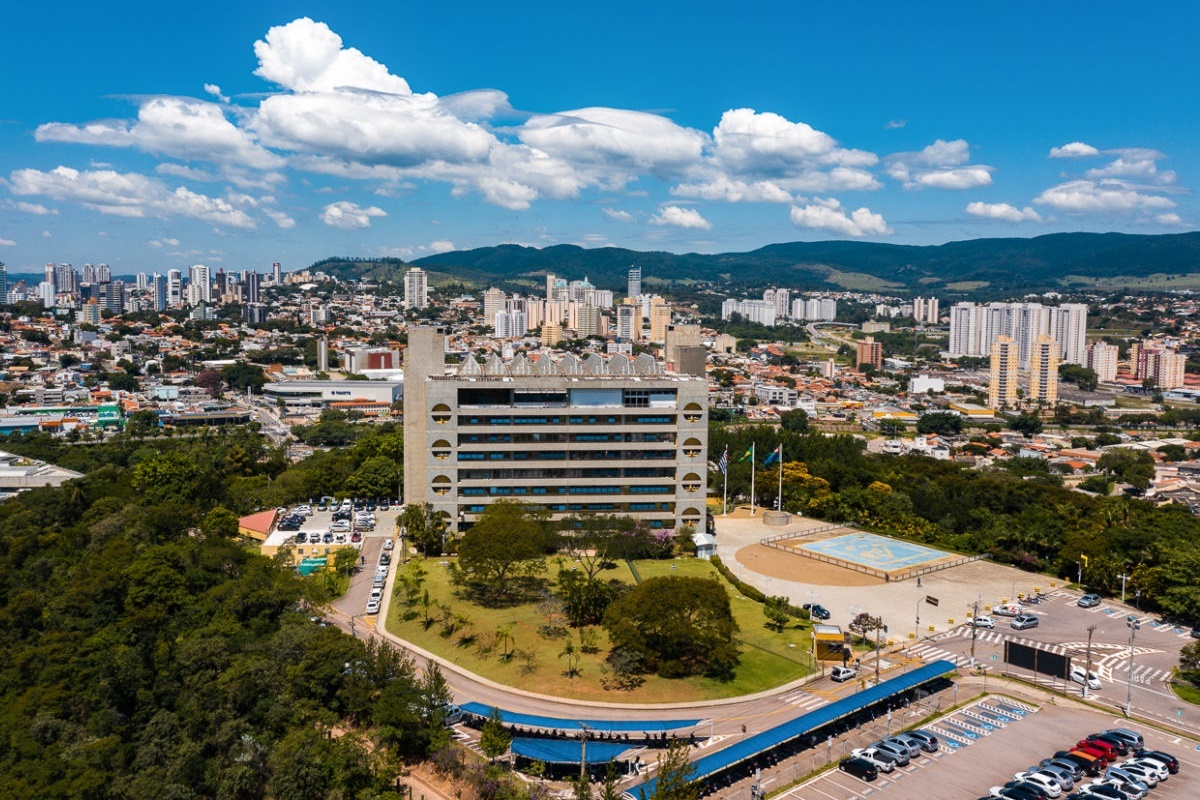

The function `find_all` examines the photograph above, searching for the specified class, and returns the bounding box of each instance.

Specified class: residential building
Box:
[1086,341,1119,382]
[187,264,212,305]
[542,321,564,347]
[627,266,641,299]
[988,334,1019,409]
[403,326,708,532]
[1133,343,1186,389]
[650,301,672,342]
[1028,334,1059,405]
[404,267,429,310]
[856,337,883,370]
[482,287,506,331]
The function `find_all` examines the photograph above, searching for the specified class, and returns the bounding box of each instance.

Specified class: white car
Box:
[1014,770,1063,797]
[967,615,995,629]
[1070,665,1102,690]
[365,599,380,615]
[383,539,394,551]
[849,748,895,773]
[1121,758,1167,783]
[293,505,312,516]
[329,520,351,532]
[1114,762,1158,787]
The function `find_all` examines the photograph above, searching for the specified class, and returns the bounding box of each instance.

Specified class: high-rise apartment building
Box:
[1133,343,1186,389]
[856,337,883,371]
[627,266,642,299]
[167,269,183,308]
[271,261,282,285]
[493,310,527,339]
[0,261,7,305]
[403,327,708,532]
[650,301,672,342]
[482,287,506,331]
[1086,341,1118,383]
[404,267,429,310]
[186,264,212,305]
[542,321,564,347]
[245,271,260,304]
[151,273,167,313]
[913,296,940,325]
[1028,335,1059,405]
[988,335,1019,409]
[616,303,640,341]
[949,301,1086,367]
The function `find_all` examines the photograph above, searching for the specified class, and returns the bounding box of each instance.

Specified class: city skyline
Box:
[2,1,1197,274]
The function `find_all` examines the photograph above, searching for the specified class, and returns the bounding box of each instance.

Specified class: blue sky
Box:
[2,1,1197,276]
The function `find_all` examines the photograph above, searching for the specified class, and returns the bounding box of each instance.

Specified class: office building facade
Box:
[403,327,708,532]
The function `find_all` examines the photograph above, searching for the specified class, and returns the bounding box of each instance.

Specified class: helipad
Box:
[798,532,949,571]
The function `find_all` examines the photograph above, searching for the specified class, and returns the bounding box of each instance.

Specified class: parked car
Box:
[351,532,362,543]
[1078,781,1135,800]
[333,510,351,521]
[898,729,939,752]
[383,539,394,551]
[849,748,895,773]
[1078,738,1120,760]
[365,599,380,615]
[378,500,390,511]
[1089,733,1130,756]
[881,735,920,759]
[1103,768,1149,798]
[330,520,351,532]
[1030,764,1074,791]
[869,739,910,766]
[1078,593,1102,608]
[379,552,391,566]
[1011,613,1040,630]
[803,603,831,620]
[321,533,334,544]
[1102,728,1144,749]
[1132,748,1178,774]
[1013,770,1062,797]
[1039,757,1083,782]
[1053,749,1104,776]
[830,665,856,682]
[295,532,308,544]
[968,615,996,629]
[994,603,1023,617]
[838,756,877,782]
[1119,758,1166,783]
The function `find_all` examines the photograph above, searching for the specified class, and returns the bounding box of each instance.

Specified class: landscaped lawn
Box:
[383,555,816,703]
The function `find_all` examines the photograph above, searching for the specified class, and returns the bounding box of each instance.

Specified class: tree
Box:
[603,575,739,678]
[560,639,581,677]
[646,738,699,800]
[915,411,963,436]
[763,595,792,632]
[1008,412,1044,437]
[201,506,239,538]
[194,369,224,397]
[221,362,268,393]
[848,612,886,647]
[1097,450,1156,490]
[1179,640,1200,687]
[344,455,399,499]
[779,408,809,433]
[479,707,512,763]
[451,501,550,603]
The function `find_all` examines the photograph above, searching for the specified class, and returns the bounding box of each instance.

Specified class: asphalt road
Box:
[897,589,1199,736]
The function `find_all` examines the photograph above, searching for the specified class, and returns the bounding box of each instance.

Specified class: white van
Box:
[1070,665,1102,690]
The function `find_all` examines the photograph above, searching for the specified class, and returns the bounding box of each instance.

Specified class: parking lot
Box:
[773,702,1199,800]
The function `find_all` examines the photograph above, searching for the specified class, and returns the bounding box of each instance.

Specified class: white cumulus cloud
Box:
[320,200,387,229]
[0,237,15,246]
[429,239,455,253]
[1049,142,1100,158]
[789,198,891,237]
[650,205,711,230]
[10,165,257,228]
[204,83,229,103]
[887,139,992,189]
[37,96,282,170]
[965,202,1044,223]
[602,208,634,223]
[1034,180,1175,212]
[253,17,412,94]
[1156,213,1183,225]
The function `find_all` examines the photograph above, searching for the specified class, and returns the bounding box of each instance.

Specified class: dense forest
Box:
[708,425,1200,625]
[0,429,449,799]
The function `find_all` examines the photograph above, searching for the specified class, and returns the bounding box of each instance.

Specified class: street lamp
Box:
[1125,615,1140,717]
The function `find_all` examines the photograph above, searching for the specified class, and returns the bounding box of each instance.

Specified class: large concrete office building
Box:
[404,327,708,532]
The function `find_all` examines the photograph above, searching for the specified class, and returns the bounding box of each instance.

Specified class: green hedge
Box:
[709,555,811,620]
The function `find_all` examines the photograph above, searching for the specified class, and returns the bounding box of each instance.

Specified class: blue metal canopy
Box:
[511,737,633,764]
[632,660,956,799]
[459,702,701,733]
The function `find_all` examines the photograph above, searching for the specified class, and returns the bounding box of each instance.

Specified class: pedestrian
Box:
[917,576,922,588]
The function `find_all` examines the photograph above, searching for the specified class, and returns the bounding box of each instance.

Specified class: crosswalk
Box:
[901,625,1173,687]
[779,690,829,712]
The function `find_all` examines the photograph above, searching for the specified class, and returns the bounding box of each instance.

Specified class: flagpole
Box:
[750,442,756,516]
[777,443,784,511]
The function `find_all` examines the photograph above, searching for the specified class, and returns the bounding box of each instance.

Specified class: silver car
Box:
[870,739,910,766]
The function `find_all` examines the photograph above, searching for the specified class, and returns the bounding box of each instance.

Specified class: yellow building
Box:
[542,321,564,347]
[988,335,1018,409]
[650,301,672,343]
[1028,334,1059,405]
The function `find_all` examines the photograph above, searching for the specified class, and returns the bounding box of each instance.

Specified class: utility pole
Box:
[1125,616,1140,717]
[875,620,886,685]
[1083,624,1097,699]
[970,599,980,667]
[1119,572,1128,604]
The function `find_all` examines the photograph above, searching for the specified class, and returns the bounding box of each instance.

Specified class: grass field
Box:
[383,556,816,703]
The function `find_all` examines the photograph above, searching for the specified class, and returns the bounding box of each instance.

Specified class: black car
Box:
[804,603,831,620]
[1078,783,1131,800]
[838,756,877,782]
[332,510,351,521]
[992,786,1041,800]
[1133,749,1178,774]
[1088,732,1130,756]
[1001,780,1049,800]
[1054,752,1103,777]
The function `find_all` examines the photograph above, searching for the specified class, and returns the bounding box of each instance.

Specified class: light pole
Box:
[1119,572,1128,604]
[1125,615,1140,717]
[1083,623,1097,699]
[578,721,592,781]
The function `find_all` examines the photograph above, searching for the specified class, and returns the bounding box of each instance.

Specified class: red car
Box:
[1075,739,1115,763]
